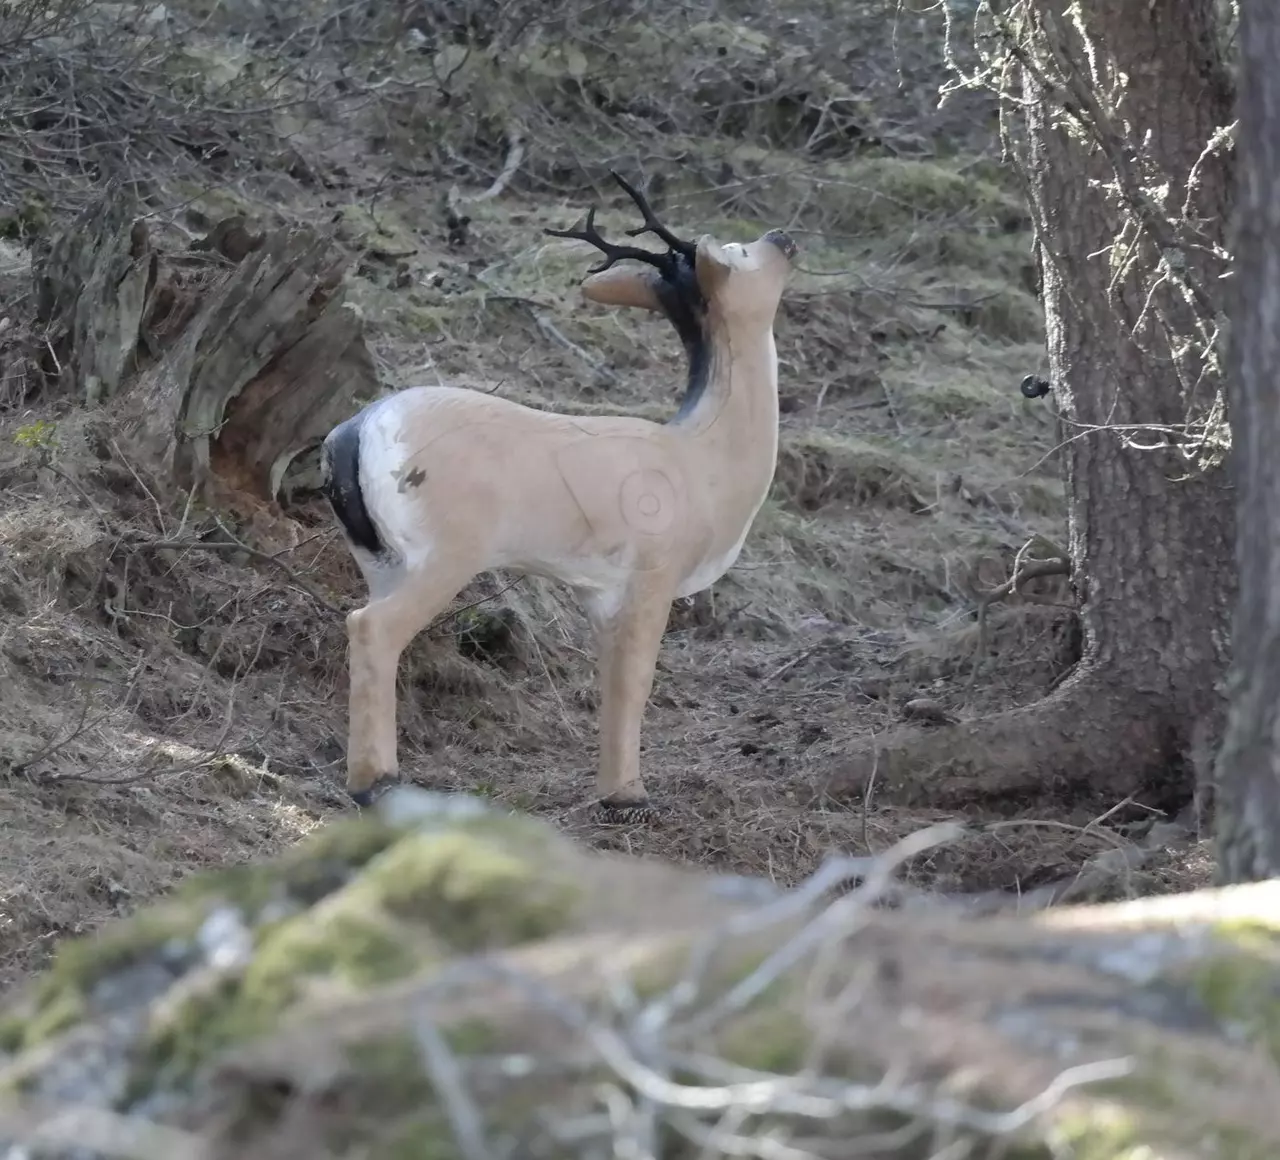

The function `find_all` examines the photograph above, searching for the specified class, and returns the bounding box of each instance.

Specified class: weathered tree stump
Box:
[32,183,378,502]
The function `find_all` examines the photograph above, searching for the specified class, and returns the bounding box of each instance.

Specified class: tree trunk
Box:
[818,0,1236,812]
[32,185,378,503]
[1213,0,1280,883]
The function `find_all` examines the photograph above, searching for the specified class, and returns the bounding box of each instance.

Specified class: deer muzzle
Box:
[763,229,799,260]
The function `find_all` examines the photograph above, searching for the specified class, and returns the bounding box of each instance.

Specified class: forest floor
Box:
[0,0,1214,992]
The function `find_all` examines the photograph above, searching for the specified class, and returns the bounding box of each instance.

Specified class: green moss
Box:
[133,912,429,1094]
[22,987,86,1047]
[139,901,433,1089]
[206,1030,459,1154]
[371,1117,462,1160]
[1213,917,1280,944]
[12,419,58,453]
[134,816,580,1092]
[275,815,410,901]
[0,1012,27,1054]
[347,1033,437,1109]
[26,906,200,1049]
[350,1021,519,1158]
[717,1004,810,1075]
[1190,926,1280,1063]
[1037,1104,1147,1160]
[1032,1060,1278,1160]
[132,975,242,1097]
[247,909,422,1006]
[173,813,405,915]
[345,823,580,952]
[216,1025,496,1156]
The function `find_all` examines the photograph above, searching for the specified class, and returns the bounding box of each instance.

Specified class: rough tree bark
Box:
[819,1,1236,812]
[1214,0,1280,883]
[32,183,378,503]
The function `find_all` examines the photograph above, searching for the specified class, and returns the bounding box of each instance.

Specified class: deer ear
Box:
[694,235,732,297]
[580,266,664,313]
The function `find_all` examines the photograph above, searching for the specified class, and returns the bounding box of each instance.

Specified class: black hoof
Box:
[349,774,398,808]
[595,796,658,825]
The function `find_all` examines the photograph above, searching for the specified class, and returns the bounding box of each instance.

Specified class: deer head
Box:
[545,172,798,332]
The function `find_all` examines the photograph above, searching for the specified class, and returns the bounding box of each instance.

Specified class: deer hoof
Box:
[595,796,658,825]
[349,773,399,808]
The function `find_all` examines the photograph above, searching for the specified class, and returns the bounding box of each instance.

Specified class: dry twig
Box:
[965,534,1070,691]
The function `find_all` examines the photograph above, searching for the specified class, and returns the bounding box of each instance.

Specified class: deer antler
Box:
[609,171,697,261]
[543,171,697,276]
[544,205,671,275]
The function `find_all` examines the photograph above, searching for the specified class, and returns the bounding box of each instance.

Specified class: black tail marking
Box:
[320,409,385,557]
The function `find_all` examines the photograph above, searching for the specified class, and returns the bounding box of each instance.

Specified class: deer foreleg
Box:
[345,562,475,806]
[584,582,675,822]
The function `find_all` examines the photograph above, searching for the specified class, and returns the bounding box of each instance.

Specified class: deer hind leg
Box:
[345,559,478,806]
[583,579,676,824]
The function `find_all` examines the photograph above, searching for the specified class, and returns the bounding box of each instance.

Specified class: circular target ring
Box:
[618,468,677,535]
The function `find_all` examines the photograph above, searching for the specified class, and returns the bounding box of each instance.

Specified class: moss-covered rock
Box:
[2,792,1280,1160]
[1186,917,1280,1064]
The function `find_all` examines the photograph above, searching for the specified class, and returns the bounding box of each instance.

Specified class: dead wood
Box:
[31,184,378,502]
[33,186,156,405]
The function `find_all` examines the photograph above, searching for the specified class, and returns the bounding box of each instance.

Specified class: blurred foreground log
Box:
[31,183,377,502]
[0,790,1276,1160]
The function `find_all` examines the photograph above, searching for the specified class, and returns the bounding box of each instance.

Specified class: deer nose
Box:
[763,230,798,260]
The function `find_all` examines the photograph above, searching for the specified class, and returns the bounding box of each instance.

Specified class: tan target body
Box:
[320,175,798,819]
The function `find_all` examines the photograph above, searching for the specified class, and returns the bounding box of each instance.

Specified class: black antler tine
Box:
[609,170,697,259]
[543,201,672,276]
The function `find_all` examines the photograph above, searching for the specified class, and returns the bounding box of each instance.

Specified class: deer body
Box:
[321,173,797,820]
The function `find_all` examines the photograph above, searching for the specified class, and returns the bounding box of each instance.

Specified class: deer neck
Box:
[666,308,779,466]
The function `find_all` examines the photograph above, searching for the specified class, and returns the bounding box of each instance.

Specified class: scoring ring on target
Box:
[618,468,677,534]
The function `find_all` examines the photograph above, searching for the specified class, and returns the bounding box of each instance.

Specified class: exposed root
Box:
[817,670,1190,815]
